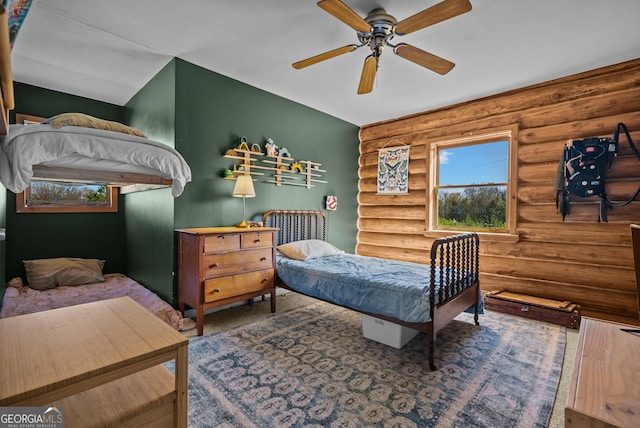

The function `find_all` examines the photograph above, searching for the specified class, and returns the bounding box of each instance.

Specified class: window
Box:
[16,182,118,213]
[427,126,518,240]
[14,114,119,213]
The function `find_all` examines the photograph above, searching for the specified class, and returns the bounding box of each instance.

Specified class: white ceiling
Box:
[10,0,640,126]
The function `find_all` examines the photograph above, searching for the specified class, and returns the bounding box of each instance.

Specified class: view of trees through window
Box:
[437,140,508,232]
[29,182,108,205]
[438,186,506,230]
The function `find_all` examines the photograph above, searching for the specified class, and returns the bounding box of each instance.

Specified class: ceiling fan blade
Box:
[394,43,455,75]
[395,0,472,35]
[357,55,377,94]
[317,0,371,33]
[292,44,358,69]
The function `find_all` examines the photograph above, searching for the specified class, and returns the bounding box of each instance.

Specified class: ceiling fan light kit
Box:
[293,0,472,94]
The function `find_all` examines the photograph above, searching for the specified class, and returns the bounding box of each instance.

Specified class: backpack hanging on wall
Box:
[556,122,640,222]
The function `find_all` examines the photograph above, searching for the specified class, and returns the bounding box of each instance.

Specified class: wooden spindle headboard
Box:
[262,210,326,246]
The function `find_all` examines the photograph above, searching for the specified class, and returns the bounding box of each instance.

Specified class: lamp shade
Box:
[232,174,256,198]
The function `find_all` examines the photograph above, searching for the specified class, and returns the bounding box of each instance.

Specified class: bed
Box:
[0,120,192,197]
[0,7,191,195]
[1,266,196,331]
[263,209,481,370]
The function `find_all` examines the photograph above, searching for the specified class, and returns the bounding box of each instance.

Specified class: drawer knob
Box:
[212,288,221,293]
[261,278,268,283]
[254,239,261,243]
[260,257,267,261]
[209,262,220,268]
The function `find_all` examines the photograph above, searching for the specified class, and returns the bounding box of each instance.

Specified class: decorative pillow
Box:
[24,258,106,290]
[277,239,344,261]
[45,113,147,138]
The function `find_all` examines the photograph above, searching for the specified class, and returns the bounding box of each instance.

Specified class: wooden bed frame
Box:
[263,209,480,370]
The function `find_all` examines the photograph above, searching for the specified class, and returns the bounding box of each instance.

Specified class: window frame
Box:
[14,113,119,214]
[16,185,119,213]
[425,124,519,242]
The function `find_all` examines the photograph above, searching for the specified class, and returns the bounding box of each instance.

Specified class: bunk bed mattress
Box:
[277,253,471,323]
[0,273,196,331]
[0,124,192,196]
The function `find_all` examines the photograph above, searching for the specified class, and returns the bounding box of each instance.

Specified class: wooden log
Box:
[357,191,425,206]
[516,222,631,245]
[357,218,425,234]
[482,239,633,268]
[480,255,636,292]
[357,205,425,220]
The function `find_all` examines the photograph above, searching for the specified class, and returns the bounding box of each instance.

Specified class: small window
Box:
[14,113,119,213]
[16,182,118,213]
[427,126,518,239]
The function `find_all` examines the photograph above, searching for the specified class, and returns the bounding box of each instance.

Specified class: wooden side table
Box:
[0,297,188,428]
[565,316,640,428]
[176,226,278,336]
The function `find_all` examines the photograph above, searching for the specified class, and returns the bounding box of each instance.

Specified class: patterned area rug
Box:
[167,301,566,428]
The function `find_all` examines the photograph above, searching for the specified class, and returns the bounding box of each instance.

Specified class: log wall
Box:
[358,58,640,325]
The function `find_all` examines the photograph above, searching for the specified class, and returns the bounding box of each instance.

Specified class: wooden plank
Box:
[565,318,640,427]
[484,292,581,329]
[32,165,173,187]
[53,366,175,428]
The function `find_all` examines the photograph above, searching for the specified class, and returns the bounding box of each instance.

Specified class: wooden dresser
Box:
[176,226,278,336]
[0,297,188,428]
[565,317,640,428]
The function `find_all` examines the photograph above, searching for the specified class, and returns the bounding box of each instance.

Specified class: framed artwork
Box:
[377,145,410,194]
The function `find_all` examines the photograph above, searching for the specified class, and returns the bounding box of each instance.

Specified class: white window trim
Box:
[425,124,519,242]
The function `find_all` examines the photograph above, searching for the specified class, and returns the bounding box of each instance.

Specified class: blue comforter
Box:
[276,253,480,323]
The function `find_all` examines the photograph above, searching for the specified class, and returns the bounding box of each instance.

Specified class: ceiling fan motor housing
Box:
[358,8,397,56]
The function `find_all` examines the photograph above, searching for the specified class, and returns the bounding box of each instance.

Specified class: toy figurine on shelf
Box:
[278,147,291,158]
[265,138,278,156]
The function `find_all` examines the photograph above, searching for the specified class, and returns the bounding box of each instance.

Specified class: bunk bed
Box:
[263,210,481,370]
[0,7,191,196]
[0,6,194,331]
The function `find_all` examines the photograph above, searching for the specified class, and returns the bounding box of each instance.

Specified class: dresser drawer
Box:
[204,233,240,253]
[204,269,275,303]
[241,232,273,249]
[203,248,273,278]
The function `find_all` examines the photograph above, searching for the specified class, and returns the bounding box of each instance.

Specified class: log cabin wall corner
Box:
[357,58,640,325]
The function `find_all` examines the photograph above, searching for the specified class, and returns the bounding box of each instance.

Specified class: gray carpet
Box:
[174,293,567,427]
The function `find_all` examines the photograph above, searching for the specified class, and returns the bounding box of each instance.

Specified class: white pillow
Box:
[277,239,344,261]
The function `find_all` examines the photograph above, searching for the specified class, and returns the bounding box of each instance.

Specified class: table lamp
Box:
[232,174,256,227]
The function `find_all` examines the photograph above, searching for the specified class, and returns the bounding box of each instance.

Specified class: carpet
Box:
[166,301,566,428]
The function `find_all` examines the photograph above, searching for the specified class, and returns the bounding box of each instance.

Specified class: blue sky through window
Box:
[439,141,508,186]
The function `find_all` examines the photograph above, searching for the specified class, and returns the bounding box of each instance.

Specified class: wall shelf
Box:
[224,149,326,189]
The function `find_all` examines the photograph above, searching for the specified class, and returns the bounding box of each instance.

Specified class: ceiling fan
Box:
[293,0,472,94]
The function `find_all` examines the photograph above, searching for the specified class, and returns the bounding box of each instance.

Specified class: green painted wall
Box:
[10,82,124,123]
[123,60,176,303]
[173,59,360,253]
[4,83,126,282]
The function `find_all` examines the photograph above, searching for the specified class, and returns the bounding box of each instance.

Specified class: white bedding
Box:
[0,124,192,197]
